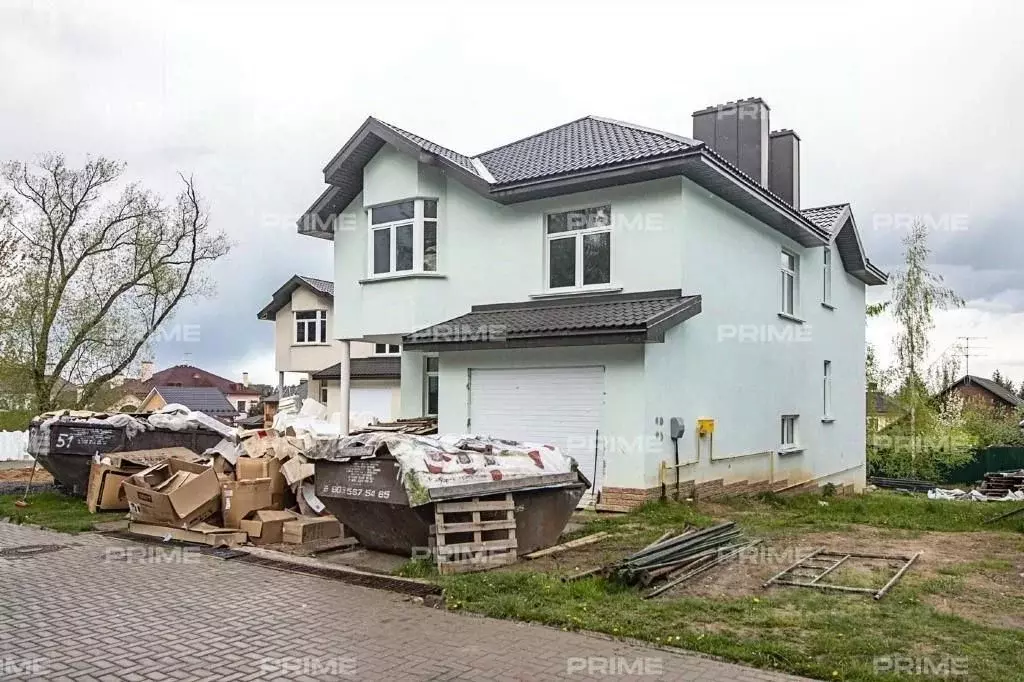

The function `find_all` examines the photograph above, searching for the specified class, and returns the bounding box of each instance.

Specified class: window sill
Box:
[529,285,623,299]
[821,417,835,424]
[777,312,805,324]
[821,302,836,311]
[359,272,447,284]
[777,447,805,456]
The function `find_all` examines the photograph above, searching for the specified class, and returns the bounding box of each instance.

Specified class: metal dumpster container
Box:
[28,418,224,496]
[313,448,588,556]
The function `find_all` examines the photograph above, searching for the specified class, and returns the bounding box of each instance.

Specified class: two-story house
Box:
[295,97,886,508]
[257,274,401,421]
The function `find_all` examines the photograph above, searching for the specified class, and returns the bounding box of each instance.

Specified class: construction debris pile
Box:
[601,522,761,599]
[928,470,1024,502]
[87,402,349,550]
[351,417,438,435]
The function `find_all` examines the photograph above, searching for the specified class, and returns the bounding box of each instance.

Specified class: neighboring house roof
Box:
[146,387,238,415]
[300,116,844,261]
[257,274,334,320]
[147,365,260,396]
[403,290,702,352]
[802,203,887,285]
[866,391,899,415]
[942,375,1024,408]
[312,357,402,381]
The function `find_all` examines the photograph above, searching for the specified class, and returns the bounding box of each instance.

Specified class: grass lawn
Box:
[0,492,125,533]
[408,492,1024,681]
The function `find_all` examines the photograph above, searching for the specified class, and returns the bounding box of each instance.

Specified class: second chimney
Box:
[769,129,801,208]
[140,361,154,383]
[692,97,770,186]
[242,371,250,387]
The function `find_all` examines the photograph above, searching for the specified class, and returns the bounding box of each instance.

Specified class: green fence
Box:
[940,446,1024,484]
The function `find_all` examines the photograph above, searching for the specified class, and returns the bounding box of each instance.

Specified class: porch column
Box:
[338,340,350,434]
[277,371,284,396]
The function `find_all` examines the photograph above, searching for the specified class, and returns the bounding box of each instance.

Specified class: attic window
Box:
[368,199,438,276]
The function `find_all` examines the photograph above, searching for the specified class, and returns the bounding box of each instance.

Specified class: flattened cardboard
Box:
[282,516,342,544]
[128,521,247,547]
[281,456,314,485]
[236,457,270,480]
[221,478,273,528]
[122,459,221,526]
[113,447,201,468]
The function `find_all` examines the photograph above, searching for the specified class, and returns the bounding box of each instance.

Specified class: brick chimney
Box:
[140,361,154,382]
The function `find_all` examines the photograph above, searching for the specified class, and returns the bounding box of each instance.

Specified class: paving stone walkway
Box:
[0,522,810,681]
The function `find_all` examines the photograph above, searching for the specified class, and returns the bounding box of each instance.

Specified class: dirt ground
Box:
[519,523,1024,629]
[0,464,53,484]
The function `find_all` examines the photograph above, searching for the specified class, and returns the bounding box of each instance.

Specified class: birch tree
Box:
[0,155,231,411]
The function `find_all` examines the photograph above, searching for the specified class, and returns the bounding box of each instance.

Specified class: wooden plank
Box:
[523,532,611,559]
[439,551,517,575]
[434,538,519,555]
[289,536,359,557]
[436,518,518,534]
[128,522,248,548]
[435,499,514,513]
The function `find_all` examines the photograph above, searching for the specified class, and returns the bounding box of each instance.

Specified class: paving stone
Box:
[0,522,809,681]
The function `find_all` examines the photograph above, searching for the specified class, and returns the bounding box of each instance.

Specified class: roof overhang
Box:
[257,275,333,320]
[312,357,402,381]
[403,290,702,352]
[818,206,887,285]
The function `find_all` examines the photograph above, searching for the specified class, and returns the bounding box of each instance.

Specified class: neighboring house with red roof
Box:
[103,361,260,414]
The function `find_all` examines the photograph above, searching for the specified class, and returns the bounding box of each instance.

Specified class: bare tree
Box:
[0,154,231,411]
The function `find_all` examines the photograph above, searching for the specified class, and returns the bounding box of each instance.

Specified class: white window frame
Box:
[423,355,439,417]
[780,415,798,449]
[823,361,833,419]
[319,384,329,404]
[544,204,613,291]
[294,310,327,345]
[822,247,832,305]
[780,250,799,316]
[367,199,438,278]
[373,343,400,356]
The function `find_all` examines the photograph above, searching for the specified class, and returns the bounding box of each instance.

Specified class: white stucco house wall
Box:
[295,97,886,508]
[257,275,401,423]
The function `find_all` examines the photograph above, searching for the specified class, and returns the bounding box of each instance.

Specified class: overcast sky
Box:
[2,0,1022,387]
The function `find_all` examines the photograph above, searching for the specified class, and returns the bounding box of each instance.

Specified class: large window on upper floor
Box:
[295,310,327,344]
[545,205,612,290]
[368,199,438,277]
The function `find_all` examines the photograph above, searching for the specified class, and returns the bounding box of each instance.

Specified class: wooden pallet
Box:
[432,494,517,574]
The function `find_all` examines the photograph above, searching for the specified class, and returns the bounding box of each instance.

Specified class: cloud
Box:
[3,0,1023,386]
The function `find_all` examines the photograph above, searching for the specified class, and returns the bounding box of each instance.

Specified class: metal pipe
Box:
[873,551,921,600]
[773,580,876,594]
[645,539,762,599]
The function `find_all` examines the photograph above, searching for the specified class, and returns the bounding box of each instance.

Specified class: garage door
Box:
[350,387,393,422]
[468,366,605,502]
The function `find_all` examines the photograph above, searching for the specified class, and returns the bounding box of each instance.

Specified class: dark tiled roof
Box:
[297,275,334,297]
[153,387,238,415]
[404,290,701,351]
[148,365,260,396]
[257,274,334,320]
[377,119,479,176]
[866,391,898,415]
[955,375,1024,407]
[802,204,849,233]
[312,356,402,381]
[477,116,696,185]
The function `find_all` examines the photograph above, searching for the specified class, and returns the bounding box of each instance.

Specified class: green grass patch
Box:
[393,557,439,579]
[937,559,1015,576]
[0,493,123,533]
[442,569,1024,681]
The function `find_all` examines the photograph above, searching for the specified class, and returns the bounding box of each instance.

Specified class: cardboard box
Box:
[236,457,270,481]
[281,456,314,486]
[282,516,342,544]
[86,462,132,512]
[239,509,297,545]
[122,459,221,527]
[221,478,273,528]
[128,521,248,547]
